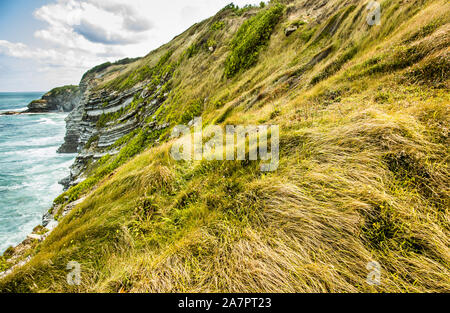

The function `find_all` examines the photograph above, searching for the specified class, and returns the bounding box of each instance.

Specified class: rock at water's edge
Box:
[26,85,81,113]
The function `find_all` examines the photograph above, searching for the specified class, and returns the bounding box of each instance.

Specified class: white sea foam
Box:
[0,136,63,148]
[0,107,27,113]
[38,117,59,125]
[0,182,32,192]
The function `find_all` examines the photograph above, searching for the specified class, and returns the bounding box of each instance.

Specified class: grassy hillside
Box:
[0,0,449,292]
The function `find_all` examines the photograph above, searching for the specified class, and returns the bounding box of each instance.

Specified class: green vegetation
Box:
[220,3,257,16]
[85,135,99,149]
[105,51,173,91]
[96,95,146,129]
[405,53,449,85]
[81,57,141,80]
[55,127,164,204]
[112,129,140,149]
[298,25,317,42]
[185,44,199,58]
[82,62,113,80]
[2,247,14,259]
[403,19,442,44]
[180,99,203,124]
[289,20,306,28]
[224,4,284,78]
[94,52,176,128]
[0,257,11,272]
[0,247,14,272]
[96,108,127,128]
[1,0,449,293]
[211,21,225,31]
[311,5,356,44]
[350,30,449,80]
[47,85,79,96]
[310,45,358,85]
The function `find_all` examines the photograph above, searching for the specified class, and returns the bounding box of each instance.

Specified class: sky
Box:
[0,0,262,92]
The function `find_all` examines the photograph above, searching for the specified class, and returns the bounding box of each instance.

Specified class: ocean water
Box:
[0,92,75,253]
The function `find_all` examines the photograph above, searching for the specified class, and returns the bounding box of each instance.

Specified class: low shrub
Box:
[211,21,225,31]
[224,4,284,78]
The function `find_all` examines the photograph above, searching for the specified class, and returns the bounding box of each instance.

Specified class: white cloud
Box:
[0,0,263,91]
[0,39,118,69]
[33,0,152,48]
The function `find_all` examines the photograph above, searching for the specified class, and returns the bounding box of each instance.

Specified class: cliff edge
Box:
[26,85,81,113]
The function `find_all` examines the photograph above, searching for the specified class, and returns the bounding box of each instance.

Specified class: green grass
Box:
[310,45,358,85]
[82,57,140,80]
[55,128,165,204]
[105,51,173,92]
[0,257,12,272]
[180,99,203,124]
[224,4,284,78]
[211,21,225,31]
[84,135,99,149]
[46,85,79,96]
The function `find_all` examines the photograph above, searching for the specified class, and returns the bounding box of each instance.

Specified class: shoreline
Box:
[0,110,67,116]
[0,194,85,279]
[0,109,74,274]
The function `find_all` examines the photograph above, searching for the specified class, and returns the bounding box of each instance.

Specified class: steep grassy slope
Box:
[0,0,449,292]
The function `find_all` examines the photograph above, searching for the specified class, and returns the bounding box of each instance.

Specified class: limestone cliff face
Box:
[56,81,90,154]
[57,58,142,154]
[26,85,81,113]
[57,58,170,188]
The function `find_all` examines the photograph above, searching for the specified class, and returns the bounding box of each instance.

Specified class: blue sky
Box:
[0,1,45,44]
[0,0,48,91]
[0,0,262,92]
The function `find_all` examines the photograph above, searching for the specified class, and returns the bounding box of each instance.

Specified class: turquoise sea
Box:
[0,92,75,253]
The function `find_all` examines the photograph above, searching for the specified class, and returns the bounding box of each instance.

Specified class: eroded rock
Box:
[284,25,298,36]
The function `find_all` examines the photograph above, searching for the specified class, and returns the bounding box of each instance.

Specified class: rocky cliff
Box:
[56,57,160,187]
[26,85,81,113]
